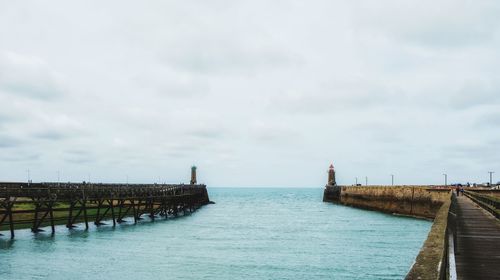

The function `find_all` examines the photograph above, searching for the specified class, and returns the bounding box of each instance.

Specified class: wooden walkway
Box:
[0,182,210,238]
[455,195,500,280]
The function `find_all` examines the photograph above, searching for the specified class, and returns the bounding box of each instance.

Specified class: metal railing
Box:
[464,191,500,219]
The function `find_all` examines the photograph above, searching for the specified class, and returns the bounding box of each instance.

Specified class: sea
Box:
[0,187,431,280]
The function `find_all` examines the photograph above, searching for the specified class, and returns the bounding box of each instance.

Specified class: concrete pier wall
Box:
[323,185,453,279]
[324,186,450,219]
[405,194,453,280]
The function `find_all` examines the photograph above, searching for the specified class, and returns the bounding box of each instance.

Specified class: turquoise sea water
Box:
[0,188,431,280]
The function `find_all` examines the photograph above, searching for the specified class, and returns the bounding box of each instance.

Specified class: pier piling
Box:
[0,182,210,239]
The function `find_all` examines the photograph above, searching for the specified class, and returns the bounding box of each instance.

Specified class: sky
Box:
[0,0,499,187]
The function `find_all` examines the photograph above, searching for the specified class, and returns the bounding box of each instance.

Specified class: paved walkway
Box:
[455,195,500,280]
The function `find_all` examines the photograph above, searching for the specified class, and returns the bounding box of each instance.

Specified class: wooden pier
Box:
[455,194,500,280]
[0,182,210,239]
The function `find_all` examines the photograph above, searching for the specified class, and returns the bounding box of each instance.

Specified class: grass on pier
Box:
[0,201,138,231]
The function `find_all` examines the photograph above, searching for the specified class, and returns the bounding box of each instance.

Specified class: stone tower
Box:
[190,166,197,185]
[328,164,336,186]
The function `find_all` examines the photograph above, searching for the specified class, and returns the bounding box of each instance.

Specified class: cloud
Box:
[0,112,20,129]
[164,43,302,75]
[32,130,68,141]
[449,80,500,110]
[0,152,40,162]
[441,140,500,165]
[63,150,95,164]
[186,127,226,140]
[0,51,65,100]
[352,1,500,48]
[0,1,498,185]
[271,79,407,114]
[130,66,211,98]
[249,121,300,144]
[0,134,21,148]
[474,111,500,127]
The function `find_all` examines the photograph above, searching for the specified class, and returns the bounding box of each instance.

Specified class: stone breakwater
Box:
[324,185,450,219]
[323,185,453,280]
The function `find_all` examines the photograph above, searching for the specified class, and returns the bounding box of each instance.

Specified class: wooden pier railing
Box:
[0,182,210,239]
[464,190,500,219]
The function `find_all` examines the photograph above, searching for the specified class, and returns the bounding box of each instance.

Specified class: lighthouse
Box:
[327,164,336,186]
[190,166,197,185]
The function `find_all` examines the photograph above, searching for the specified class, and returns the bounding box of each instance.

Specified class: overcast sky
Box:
[1,1,499,187]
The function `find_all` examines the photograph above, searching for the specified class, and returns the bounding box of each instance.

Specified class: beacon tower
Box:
[328,164,336,186]
[190,166,197,185]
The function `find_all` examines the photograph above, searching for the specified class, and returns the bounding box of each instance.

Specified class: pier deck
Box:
[455,195,500,280]
[0,182,210,239]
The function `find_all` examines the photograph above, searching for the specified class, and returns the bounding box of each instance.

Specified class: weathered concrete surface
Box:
[325,186,450,219]
[405,193,452,280]
[323,185,341,202]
